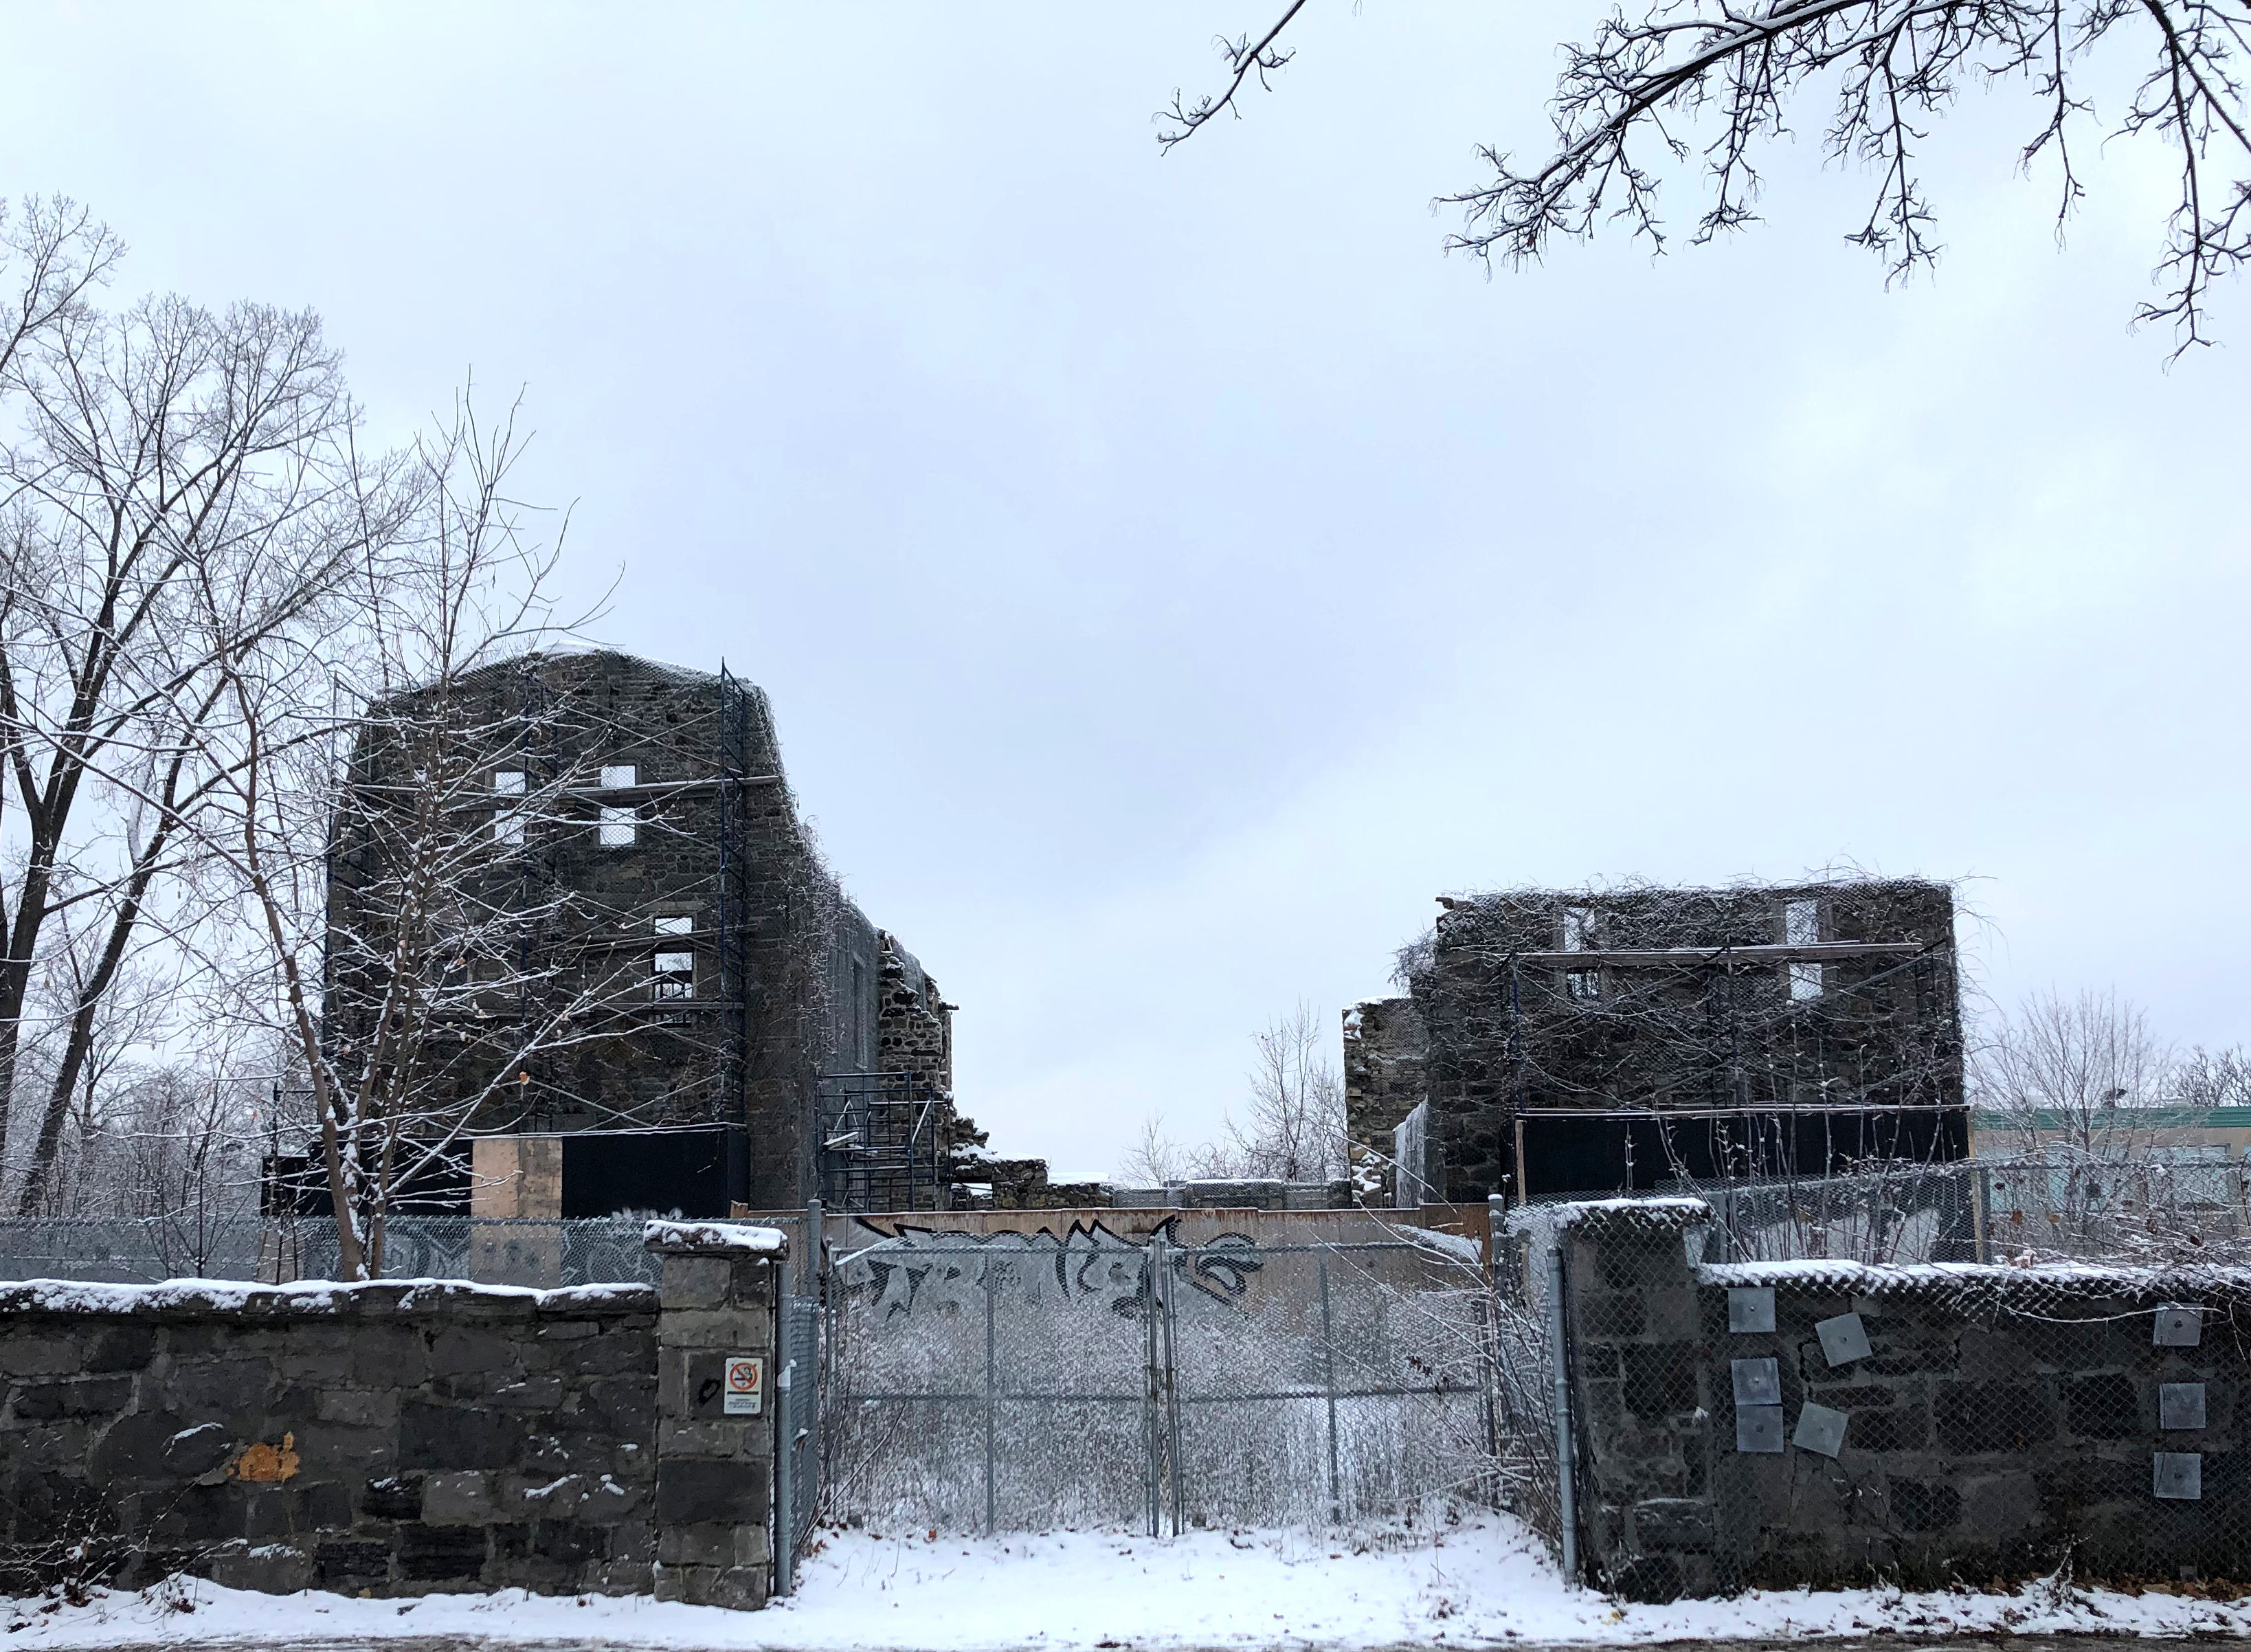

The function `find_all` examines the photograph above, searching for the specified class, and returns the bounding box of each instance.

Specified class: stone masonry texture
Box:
[1556,1205,2251,1602]
[647,1226,783,1608]
[0,1232,782,1607]
[1341,996,1429,1203]
[327,650,966,1212]
[1405,880,1963,1201]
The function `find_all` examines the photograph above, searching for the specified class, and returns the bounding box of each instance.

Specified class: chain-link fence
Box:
[1526,1192,2251,1598]
[1685,1267,2251,1594]
[0,1215,661,1286]
[775,1289,823,1594]
[1659,1162,1981,1264]
[1624,1157,2251,1270]
[0,1216,266,1284]
[1974,1157,2251,1266]
[819,1229,1527,1537]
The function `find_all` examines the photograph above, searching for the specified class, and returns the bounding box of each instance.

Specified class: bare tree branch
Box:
[1156,0,1313,152]
[1162,0,2250,350]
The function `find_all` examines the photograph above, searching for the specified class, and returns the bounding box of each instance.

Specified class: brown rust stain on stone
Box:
[228,1432,300,1482]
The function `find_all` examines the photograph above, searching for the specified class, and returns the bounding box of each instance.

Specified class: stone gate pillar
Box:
[645,1220,787,1609]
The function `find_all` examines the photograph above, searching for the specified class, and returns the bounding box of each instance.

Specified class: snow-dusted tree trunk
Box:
[0,193,396,1212]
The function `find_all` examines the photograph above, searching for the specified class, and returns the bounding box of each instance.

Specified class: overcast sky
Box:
[8,4,2243,1176]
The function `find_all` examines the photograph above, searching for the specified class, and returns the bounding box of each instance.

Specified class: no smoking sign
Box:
[723,1354,765,1416]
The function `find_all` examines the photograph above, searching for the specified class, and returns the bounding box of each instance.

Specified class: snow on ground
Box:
[9,1514,2251,1648]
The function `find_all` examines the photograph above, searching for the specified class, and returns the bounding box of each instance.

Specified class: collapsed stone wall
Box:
[0,1225,781,1607]
[875,934,951,1100]
[1554,1202,2251,1600]
[1342,998,1429,1202]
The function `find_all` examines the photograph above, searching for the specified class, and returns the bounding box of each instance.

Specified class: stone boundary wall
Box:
[1554,1201,2251,1600]
[0,1223,781,1608]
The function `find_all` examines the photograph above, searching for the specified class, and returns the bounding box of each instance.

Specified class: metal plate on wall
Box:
[1736,1403,1785,1453]
[1794,1402,1848,1458]
[2155,1451,2203,1500]
[2154,1306,2204,1347]
[1816,1312,1872,1366]
[2160,1382,2208,1431]
[1729,1286,1776,1334]
[1732,1356,1782,1407]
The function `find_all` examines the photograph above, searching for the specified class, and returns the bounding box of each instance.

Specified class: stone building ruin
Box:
[311,649,1007,1220]
[1347,878,1966,1201]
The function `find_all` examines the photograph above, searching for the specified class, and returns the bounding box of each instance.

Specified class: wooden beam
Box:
[1509,940,1931,968]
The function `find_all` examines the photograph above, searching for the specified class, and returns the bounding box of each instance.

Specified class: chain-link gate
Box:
[774,1289,824,1593]
[820,1228,1529,1537]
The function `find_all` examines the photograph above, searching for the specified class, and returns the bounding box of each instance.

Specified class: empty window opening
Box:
[493,770,527,846]
[652,943,693,1023]
[598,805,638,847]
[653,908,695,1027]
[1562,906,1601,1001]
[653,950,694,998]
[601,763,638,790]
[1563,905,1595,952]
[1784,897,1822,1001]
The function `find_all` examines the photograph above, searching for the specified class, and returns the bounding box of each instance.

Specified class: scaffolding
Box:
[815,1070,945,1212]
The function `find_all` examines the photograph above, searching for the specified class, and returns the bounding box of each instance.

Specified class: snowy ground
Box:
[8,1515,2251,1648]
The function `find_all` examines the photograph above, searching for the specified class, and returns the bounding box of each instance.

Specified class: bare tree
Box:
[1162,0,2250,351]
[0,194,392,1213]
[2175,1043,2251,1108]
[113,1061,261,1275]
[1189,1001,1347,1182]
[1115,1110,1191,1185]
[1975,987,2174,1158]
[16,948,175,1217]
[180,394,639,1280]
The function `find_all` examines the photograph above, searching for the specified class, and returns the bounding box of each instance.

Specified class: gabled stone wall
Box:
[325,649,935,1211]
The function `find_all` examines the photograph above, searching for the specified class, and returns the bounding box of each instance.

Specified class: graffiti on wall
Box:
[833,1215,1263,1318]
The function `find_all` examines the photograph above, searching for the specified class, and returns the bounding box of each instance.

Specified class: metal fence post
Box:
[1163,1234,1185,1537]
[775,1325,796,1596]
[1545,1239,1580,1584]
[1480,1195,1505,1504]
[1973,1163,1990,1263]
[1317,1249,1341,1523]
[983,1260,998,1537]
[1143,1231,1164,1538]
